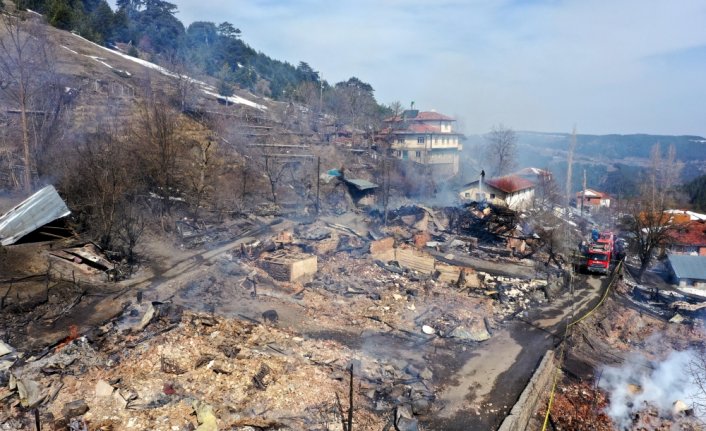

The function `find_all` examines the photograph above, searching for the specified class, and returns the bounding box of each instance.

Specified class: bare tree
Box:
[62,124,141,250]
[534,169,561,209]
[484,124,517,177]
[624,144,683,281]
[688,349,706,417]
[0,13,56,191]
[166,54,200,112]
[185,135,217,222]
[133,92,187,219]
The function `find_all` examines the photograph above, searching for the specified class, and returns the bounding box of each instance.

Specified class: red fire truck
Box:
[584,231,614,274]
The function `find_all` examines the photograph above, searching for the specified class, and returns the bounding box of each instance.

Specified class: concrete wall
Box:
[497,350,556,431]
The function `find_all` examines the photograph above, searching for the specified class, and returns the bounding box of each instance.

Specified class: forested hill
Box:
[516,132,706,162]
[503,131,706,198]
[5,0,365,102]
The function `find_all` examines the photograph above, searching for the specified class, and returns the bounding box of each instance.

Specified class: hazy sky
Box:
[167,0,706,136]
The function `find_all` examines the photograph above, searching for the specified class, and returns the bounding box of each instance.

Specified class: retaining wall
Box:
[497,350,556,431]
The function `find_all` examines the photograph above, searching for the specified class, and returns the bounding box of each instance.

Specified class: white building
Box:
[382,110,463,177]
[459,175,535,211]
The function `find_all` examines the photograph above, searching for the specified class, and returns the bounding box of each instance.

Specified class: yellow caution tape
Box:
[540,259,623,431]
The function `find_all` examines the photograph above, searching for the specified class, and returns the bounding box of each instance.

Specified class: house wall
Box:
[458,185,507,206]
[389,120,462,176]
[678,278,706,289]
[505,189,535,211]
[669,245,706,256]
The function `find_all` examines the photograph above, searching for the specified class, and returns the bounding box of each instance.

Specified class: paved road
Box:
[424,273,606,430]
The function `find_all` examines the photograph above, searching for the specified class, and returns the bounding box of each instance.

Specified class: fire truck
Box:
[582,231,614,274]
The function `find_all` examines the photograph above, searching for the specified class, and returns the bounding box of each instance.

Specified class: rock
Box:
[411,398,431,415]
[0,341,12,357]
[395,404,419,431]
[62,399,89,418]
[262,310,279,323]
[95,380,114,398]
[119,388,138,402]
[218,344,241,359]
[134,303,156,332]
[0,359,13,372]
[669,313,685,324]
[420,367,433,380]
[193,400,218,431]
[404,364,420,378]
[17,378,44,408]
[421,325,435,335]
[449,325,490,342]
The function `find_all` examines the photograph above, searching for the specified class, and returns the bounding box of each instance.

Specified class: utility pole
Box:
[316,156,320,217]
[581,168,586,214]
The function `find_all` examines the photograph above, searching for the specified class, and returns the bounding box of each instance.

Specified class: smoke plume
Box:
[598,349,704,430]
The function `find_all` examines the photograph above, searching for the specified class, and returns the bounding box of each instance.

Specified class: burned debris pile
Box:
[1,193,579,430]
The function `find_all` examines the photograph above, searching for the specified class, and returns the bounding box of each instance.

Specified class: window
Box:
[490,193,496,199]
[397,137,404,144]
[417,136,425,144]
[415,151,421,158]
[464,192,470,197]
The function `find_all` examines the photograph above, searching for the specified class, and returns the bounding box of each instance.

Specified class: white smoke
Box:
[598,349,705,430]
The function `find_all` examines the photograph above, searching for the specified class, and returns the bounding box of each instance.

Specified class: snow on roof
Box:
[68,33,267,111]
[514,167,551,177]
[665,210,706,221]
[576,189,608,198]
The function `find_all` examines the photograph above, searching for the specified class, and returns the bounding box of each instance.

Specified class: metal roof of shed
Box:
[668,254,706,281]
[0,185,70,246]
[344,178,379,191]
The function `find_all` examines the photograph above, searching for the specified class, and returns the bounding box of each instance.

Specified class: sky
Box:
[165,0,706,136]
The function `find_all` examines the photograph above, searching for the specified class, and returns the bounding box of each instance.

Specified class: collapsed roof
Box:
[0,185,71,246]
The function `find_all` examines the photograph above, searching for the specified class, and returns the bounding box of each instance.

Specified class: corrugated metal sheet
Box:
[344,178,379,191]
[0,185,70,245]
[668,254,706,280]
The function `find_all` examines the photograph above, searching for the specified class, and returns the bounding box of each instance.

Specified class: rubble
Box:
[62,399,89,419]
[0,198,583,430]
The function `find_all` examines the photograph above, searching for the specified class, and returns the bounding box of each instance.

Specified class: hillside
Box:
[515,132,705,196]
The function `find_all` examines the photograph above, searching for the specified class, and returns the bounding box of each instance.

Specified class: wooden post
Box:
[347,363,354,431]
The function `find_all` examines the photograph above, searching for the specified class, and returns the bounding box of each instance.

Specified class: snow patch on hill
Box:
[68,33,267,111]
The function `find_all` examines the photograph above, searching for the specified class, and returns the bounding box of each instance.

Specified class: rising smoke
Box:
[598,349,705,429]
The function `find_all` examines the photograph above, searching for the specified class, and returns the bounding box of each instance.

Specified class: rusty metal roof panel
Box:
[0,185,70,245]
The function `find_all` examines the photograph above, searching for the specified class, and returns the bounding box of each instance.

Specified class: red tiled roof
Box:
[384,111,455,122]
[670,221,706,246]
[413,111,455,121]
[486,175,535,193]
[407,123,441,133]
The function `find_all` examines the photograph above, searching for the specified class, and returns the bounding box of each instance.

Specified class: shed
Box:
[342,178,379,206]
[0,186,70,245]
[667,254,706,289]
